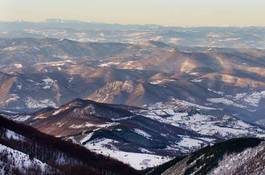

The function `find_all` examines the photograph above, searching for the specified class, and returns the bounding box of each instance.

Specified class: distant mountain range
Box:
[0,38,264,126]
[0,20,265,49]
[0,23,265,174]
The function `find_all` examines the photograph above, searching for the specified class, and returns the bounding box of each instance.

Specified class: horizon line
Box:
[1,19,265,28]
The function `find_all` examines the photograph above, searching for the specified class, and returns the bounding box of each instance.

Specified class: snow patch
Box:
[178,135,204,148]
[85,138,172,170]
[99,62,120,67]
[5,129,25,141]
[42,77,54,89]
[134,129,152,139]
[207,98,246,108]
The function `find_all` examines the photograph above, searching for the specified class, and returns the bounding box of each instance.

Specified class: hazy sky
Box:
[0,0,265,26]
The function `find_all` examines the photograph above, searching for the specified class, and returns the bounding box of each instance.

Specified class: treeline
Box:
[0,115,141,175]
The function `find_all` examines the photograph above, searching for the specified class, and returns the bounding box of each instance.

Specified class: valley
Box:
[0,22,265,174]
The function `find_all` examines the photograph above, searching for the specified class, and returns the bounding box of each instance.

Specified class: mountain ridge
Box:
[0,114,141,175]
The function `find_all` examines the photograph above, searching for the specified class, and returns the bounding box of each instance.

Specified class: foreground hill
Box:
[3,99,265,169]
[1,112,264,175]
[0,115,140,175]
[148,138,265,175]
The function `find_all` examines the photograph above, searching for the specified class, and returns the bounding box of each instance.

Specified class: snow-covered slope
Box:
[150,138,265,175]
[0,115,140,175]
[0,144,57,175]
[211,142,265,175]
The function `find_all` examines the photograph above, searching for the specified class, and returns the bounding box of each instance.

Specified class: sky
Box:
[0,0,265,26]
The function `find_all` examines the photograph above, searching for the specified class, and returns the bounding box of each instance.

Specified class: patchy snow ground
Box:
[138,100,265,139]
[84,138,172,170]
[164,135,215,154]
[177,135,205,148]
[233,91,265,107]
[206,90,265,109]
